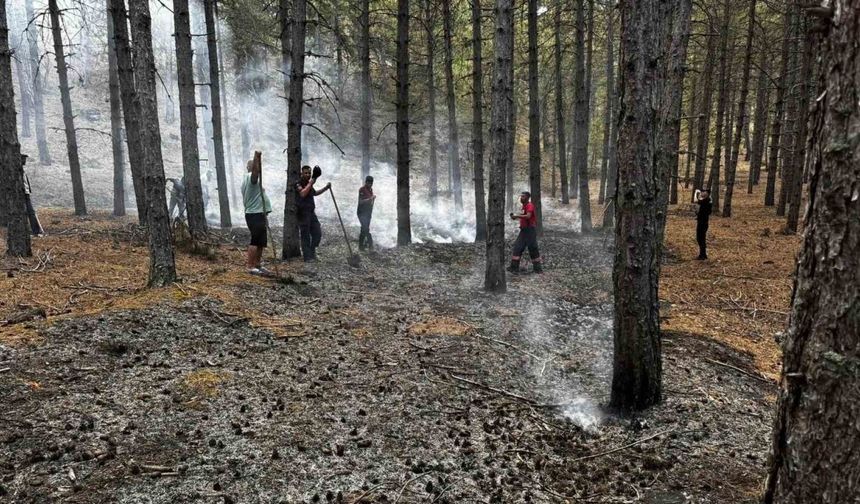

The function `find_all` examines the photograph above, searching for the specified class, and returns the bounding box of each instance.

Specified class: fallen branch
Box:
[350,483,387,504]
[470,333,541,360]
[450,374,535,405]
[570,428,675,462]
[704,358,771,383]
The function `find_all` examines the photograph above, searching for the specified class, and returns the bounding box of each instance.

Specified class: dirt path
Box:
[1,215,776,504]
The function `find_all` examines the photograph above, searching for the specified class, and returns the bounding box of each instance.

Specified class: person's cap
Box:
[520,191,531,198]
[365,176,374,183]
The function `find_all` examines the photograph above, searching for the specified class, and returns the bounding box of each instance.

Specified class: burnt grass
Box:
[0,224,775,503]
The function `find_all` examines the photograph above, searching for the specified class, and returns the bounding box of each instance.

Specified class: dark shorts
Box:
[246,213,268,247]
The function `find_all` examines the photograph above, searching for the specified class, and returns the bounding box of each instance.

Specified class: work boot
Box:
[507,260,520,274]
[533,262,543,274]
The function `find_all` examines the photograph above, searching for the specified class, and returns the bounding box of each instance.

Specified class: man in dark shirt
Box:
[296,165,331,262]
[695,189,712,260]
[508,191,542,274]
[357,176,375,251]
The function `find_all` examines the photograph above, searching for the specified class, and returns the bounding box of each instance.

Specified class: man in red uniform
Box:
[508,191,542,274]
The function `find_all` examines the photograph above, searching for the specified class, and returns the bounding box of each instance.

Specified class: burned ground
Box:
[1,211,778,504]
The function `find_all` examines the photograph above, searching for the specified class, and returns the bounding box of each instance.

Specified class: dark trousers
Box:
[358,212,373,250]
[512,227,541,262]
[25,195,43,235]
[696,222,708,258]
[299,213,322,261]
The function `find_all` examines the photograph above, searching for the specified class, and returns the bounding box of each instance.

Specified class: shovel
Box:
[329,188,361,268]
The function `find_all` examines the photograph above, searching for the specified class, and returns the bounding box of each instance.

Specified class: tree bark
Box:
[485,0,512,293]
[527,0,541,234]
[109,0,147,223]
[441,0,462,209]
[107,0,126,218]
[505,29,515,214]
[705,0,732,213]
[359,0,371,179]
[203,0,231,228]
[396,0,412,246]
[425,0,439,204]
[173,0,207,239]
[748,36,769,192]
[764,7,793,207]
[763,3,860,501]
[599,3,614,206]
[12,31,31,139]
[554,2,569,205]
[471,0,487,241]
[723,0,757,218]
[572,0,590,228]
[128,0,177,286]
[776,8,799,218]
[24,0,50,165]
[48,0,86,216]
[281,0,303,259]
[602,49,620,229]
[692,16,717,200]
[579,0,595,219]
[214,4,236,205]
[683,53,697,190]
[611,0,668,411]
[785,15,812,234]
[0,0,32,257]
[657,0,692,243]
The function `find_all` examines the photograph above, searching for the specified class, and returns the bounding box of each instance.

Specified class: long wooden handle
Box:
[329,189,355,257]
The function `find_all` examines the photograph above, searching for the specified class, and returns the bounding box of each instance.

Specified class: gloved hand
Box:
[312,166,322,179]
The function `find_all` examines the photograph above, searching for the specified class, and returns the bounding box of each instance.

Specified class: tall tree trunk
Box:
[425,0,439,204]
[749,38,769,192]
[785,14,812,234]
[24,0,50,165]
[109,0,147,223]
[203,0,231,228]
[107,0,126,217]
[683,53,697,190]
[193,7,216,187]
[48,0,86,216]
[692,18,717,200]
[173,0,207,239]
[776,9,799,218]
[281,0,303,259]
[1,0,32,257]
[442,0,462,209]
[359,0,371,179]
[13,38,32,139]
[602,70,620,228]
[723,0,757,218]
[705,0,732,213]
[396,0,411,246]
[599,3,615,206]
[580,0,595,213]
[554,2,569,205]
[764,4,860,501]
[572,0,590,228]
[657,0,692,240]
[765,7,792,207]
[214,4,236,205]
[164,51,176,124]
[611,0,668,411]
[334,14,344,173]
[485,0,512,293]
[471,0,487,241]
[527,0,541,234]
[505,30,515,213]
[128,0,177,286]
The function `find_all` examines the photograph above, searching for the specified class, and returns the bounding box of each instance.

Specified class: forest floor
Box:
[0,178,800,504]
